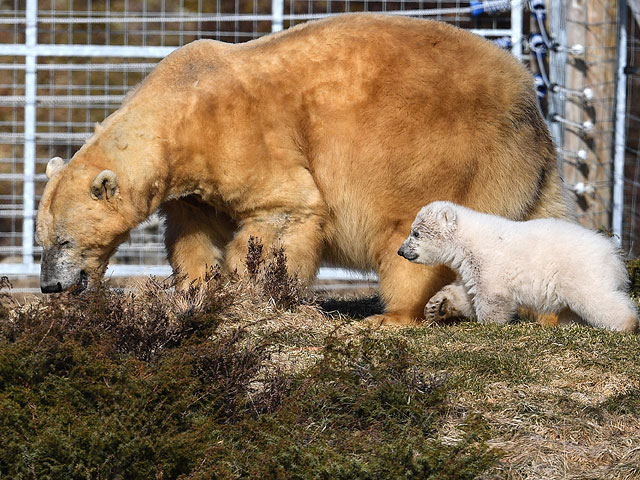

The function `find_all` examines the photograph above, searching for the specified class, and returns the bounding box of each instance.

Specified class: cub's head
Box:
[36,156,131,293]
[398,201,459,265]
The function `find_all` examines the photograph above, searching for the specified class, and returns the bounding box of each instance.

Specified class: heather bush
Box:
[0,262,498,479]
[6,248,637,477]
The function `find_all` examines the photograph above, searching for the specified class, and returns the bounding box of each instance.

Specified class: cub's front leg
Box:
[424,282,476,322]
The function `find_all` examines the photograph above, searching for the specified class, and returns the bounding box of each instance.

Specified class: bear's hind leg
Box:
[369,234,457,325]
[161,199,235,288]
[569,291,638,332]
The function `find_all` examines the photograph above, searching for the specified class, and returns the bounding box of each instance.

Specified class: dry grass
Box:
[0,258,639,478]
[406,323,640,480]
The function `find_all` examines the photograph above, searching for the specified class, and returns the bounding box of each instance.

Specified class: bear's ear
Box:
[45,157,65,179]
[438,204,457,226]
[90,170,119,200]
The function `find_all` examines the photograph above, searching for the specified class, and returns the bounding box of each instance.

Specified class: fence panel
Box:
[1,0,522,287]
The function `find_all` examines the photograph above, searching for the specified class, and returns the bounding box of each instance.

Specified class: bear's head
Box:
[398,201,459,265]
[36,156,132,293]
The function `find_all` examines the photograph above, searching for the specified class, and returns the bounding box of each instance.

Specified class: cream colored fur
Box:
[36,14,568,323]
[400,202,638,332]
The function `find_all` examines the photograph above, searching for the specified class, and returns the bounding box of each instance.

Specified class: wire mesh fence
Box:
[0,0,524,285]
[3,0,635,284]
[538,0,620,233]
[3,0,636,286]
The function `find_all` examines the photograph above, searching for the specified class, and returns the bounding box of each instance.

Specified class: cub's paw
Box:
[615,314,638,333]
[424,284,474,323]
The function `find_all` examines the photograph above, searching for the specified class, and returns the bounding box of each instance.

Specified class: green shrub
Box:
[0,273,498,479]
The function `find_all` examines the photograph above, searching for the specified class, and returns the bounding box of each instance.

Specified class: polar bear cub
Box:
[398,201,638,332]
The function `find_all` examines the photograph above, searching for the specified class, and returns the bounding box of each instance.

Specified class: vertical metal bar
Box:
[510,0,523,59]
[272,0,284,32]
[548,0,567,149]
[612,0,627,247]
[23,0,37,266]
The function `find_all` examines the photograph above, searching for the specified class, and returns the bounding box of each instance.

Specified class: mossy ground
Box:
[0,260,639,479]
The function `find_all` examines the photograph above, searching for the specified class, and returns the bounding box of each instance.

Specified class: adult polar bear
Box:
[36,13,568,325]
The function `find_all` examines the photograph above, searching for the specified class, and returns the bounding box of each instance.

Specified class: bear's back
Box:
[141,13,532,103]
[244,13,530,85]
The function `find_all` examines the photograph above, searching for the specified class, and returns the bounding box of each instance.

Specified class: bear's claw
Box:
[424,283,474,323]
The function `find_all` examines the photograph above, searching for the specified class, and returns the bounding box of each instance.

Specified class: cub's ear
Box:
[438,204,457,226]
[90,170,119,200]
[45,157,65,179]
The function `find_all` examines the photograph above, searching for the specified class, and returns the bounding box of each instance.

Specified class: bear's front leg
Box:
[224,211,325,285]
[474,294,516,325]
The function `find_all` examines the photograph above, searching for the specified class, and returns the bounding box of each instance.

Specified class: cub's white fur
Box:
[398,201,638,332]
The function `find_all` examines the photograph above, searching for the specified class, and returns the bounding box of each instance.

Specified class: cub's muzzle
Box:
[398,244,418,261]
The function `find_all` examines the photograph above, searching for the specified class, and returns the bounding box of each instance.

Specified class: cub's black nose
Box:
[41,282,63,294]
[398,247,418,261]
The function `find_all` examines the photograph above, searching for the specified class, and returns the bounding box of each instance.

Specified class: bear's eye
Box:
[412,231,419,239]
[58,240,71,248]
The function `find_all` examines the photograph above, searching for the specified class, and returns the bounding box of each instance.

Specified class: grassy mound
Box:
[0,256,639,478]
[0,266,497,480]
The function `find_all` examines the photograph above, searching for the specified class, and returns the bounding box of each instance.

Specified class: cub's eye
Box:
[58,240,71,248]
[412,231,419,239]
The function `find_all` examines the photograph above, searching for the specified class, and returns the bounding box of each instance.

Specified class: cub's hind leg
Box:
[568,290,638,332]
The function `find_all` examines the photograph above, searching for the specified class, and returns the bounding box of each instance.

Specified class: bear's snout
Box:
[398,244,418,261]
[40,246,87,294]
[41,281,63,294]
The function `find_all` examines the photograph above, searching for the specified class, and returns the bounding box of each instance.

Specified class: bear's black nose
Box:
[398,247,418,261]
[41,282,63,294]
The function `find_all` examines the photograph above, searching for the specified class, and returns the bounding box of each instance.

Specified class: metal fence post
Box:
[511,0,523,59]
[548,0,566,149]
[23,0,37,267]
[613,0,628,247]
[272,0,284,32]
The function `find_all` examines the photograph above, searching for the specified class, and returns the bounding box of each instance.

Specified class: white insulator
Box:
[581,120,594,133]
[553,43,585,56]
[558,148,588,160]
[551,84,594,101]
[569,182,595,196]
[552,114,594,133]
[582,88,594,101]
[570,44,585,55]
